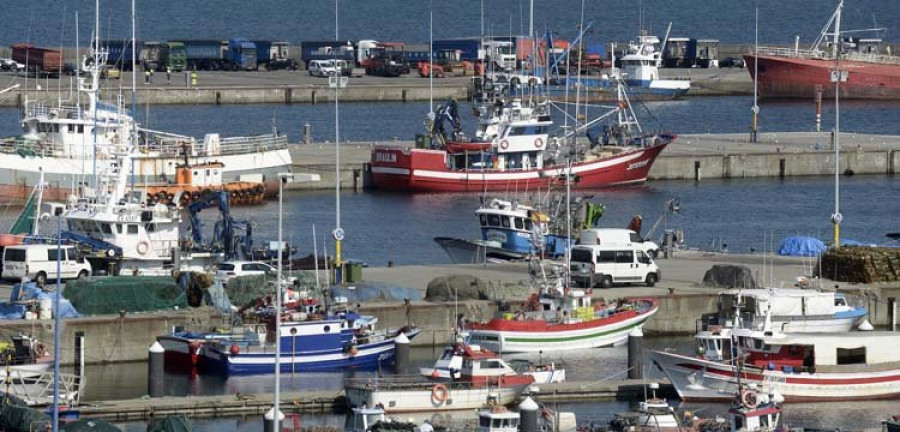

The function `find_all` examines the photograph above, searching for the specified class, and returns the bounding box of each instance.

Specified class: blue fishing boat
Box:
[201,310,420,374]
[434,197,603,264]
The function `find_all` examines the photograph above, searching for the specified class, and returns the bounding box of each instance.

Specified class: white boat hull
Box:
[468,308,656,353]
[345,383,527,413]
[418,367,565,384]
[650,350,900,402]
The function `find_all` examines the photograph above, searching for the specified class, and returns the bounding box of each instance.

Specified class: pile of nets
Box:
[330,281,422,303]
[62,419,122,431]
[224,270,321,309]
[65,276,187,315]
[0,401,49,431]
[148,415,193,432]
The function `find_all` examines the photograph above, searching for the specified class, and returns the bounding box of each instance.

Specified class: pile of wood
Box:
[817,246,900,283]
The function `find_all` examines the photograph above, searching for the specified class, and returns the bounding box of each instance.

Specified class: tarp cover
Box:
[425,274,489,301]
[65,277,187,315]
[331,281,422,303]
[18,282,80,318]
[147,415,193,432]
[778,236,827,257]
[702,265,757,289]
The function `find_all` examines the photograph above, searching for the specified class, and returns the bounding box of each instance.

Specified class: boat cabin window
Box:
[514,217,524,230]
[128,224,139,234]
[479,417,491,427]
[509,125,548,136]
[479,214,487,227]
[146,223,155,233]
[487,214,501,227]
[524,219,533,231]
[501,216,511,228]
[481,359,505,369]
[101,223,113,235]
[615,250,634,264]
[835,297,847,307]
[760,414,770,428]
[116,224,123,234]
[323,325,331,333]
[836,347,866,365]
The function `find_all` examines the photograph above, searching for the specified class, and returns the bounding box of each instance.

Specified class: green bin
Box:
[344,262,363,283]
[415,134,432,149]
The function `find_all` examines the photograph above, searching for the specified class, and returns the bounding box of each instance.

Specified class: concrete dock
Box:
[287,131,900,191]
[75,379,672,421]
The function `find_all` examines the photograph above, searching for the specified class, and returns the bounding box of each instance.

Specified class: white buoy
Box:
[519,397,540,432]
[263,407,285,432]
[857,319,874,331]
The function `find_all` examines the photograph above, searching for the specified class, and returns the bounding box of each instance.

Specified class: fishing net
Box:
[147,414,193,432]
[65,276,188,315]
[224,271,321,309]
[62,418,123,431]
[0,402,50,432]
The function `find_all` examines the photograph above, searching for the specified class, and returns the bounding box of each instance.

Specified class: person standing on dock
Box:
[144,68,150,85]
[148,68,154,84]
[191,70,198,87]
[166,66,171,84]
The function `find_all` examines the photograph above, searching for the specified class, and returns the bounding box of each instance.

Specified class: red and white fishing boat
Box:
[651,329,900,402]
[464,261,658,353]
[745,1,900,100]
[344,342,536,413]
[370,76,673,192]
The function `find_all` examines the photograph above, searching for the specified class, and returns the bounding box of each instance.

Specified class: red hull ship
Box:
[370,140,670,193]
[745,53,900,100]
[744,1,900,100]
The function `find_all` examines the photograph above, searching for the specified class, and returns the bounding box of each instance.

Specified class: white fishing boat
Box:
[652,329,900,402]
[418,341,566,384]
[0,40,290,206]
[696,288,869,361]
[345,342,536,413]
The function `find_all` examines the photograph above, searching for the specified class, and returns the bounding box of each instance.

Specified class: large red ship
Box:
[744,0,900,100]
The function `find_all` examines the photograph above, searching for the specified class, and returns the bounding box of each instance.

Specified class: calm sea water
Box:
[2,0,899,48]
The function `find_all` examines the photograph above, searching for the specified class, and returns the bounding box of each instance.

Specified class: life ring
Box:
[534,137,544,149]
[741,389,759,409]
[136,241,151,256]
[35,343,47,358]
[431,384,449,404]
[500,140,509,150]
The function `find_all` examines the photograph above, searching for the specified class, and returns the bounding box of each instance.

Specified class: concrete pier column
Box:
[628,328,644,379]
[519,397,539,432]
[304,122,312,145]
[148,341,165,397]
[263,407,285,432]
[284,88,293,105]
[394,332,410,373]
[74,331,85,387]
[694,161,701,181]
[311,90,317,105]
[890,297,897,332]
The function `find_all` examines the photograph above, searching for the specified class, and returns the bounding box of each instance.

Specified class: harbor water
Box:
[3,0,900,49]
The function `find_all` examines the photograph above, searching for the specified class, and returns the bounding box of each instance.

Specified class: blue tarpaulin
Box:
[1,282,80,319]
[777,236,827,257]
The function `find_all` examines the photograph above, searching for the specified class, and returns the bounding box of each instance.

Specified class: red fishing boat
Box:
[371,78,673,193]
[745,1,900,100]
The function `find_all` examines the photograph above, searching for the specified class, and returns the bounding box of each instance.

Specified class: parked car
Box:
[63,62,78,76]
[719,57,745,68]
[2,245,92,286]
[215,260,274,286]
[307,59,346,77]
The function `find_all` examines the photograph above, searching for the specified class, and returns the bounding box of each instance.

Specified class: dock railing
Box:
[755,46,900,66]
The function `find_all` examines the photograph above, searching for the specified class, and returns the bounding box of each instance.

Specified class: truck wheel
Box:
[35,272,47,287]
[646,273,658,287]
[600,275,613,289]
[649,249,658,259]
[77,270,89,280]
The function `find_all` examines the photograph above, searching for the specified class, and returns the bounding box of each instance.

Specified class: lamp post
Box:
[46,203,64,432]
[272,172,294,432]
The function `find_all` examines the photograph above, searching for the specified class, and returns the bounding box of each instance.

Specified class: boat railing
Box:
[1,369,82,406]
[24,103,83,121]
[756,46,900,66]
[0,137,70,158]
[152,133,288,157]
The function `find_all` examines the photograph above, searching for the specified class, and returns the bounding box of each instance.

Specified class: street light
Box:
[272,172,294,432]
[42,203,64,432]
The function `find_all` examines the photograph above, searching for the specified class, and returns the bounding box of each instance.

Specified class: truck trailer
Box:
[11,43,63,77]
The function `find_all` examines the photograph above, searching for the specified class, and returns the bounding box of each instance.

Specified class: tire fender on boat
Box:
[534,137,544,149]
[741,389,759,409]
[431,383,450,404]
[500,140,509,150]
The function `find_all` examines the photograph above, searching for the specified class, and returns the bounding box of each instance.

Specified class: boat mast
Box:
[333,0,345,275]
[751,0,759,143]
[831,0,844,249]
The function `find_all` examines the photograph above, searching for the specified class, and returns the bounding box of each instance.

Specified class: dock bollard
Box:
[263,407,285,432]
[304,122,312,145]
[394,332,410,373]
[628,328,643,379]
[147,341,165,397]
[518,396,539,432]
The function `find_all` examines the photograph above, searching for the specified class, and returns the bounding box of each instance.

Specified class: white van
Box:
[569,244,660,288]
[2,245,92,285]
[579,228,660,258]
[307,59,346,77]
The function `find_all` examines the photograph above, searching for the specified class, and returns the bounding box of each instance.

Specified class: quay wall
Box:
[1,85,469,107]
[2,286,897,367]
[650,148,900,181]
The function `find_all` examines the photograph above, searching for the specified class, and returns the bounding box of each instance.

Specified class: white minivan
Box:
[307,59,346,77]
[2,245,92,285]
[569,244,660,288]
[579,228,660,258]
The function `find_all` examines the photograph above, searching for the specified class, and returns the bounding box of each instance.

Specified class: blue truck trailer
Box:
[104,40,143,70]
